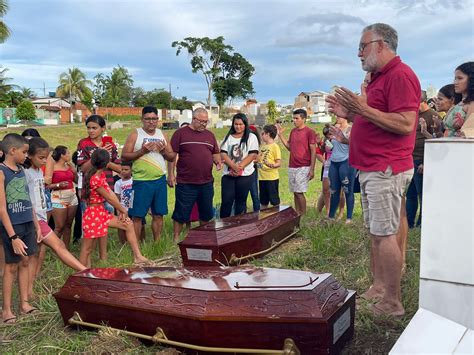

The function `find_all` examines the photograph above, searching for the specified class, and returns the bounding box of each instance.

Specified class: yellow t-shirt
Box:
[258,142,281,181]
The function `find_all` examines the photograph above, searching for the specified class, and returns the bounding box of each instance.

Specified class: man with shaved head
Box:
[167,108,222,242]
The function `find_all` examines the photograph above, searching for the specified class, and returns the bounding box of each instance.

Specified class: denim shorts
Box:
[128,176,168,218]
[359,167,414,236]
[172,182,214,223]
[0,221,38,264]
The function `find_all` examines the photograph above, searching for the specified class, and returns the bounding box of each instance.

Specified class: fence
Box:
[0,108,59,125]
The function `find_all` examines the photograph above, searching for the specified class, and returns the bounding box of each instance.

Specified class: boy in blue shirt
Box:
[0,133,41,324]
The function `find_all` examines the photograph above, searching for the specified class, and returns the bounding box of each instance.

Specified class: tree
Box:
[16,100,36,120]
[213,52,255,111]
[146,89,171,109]
[102,66,134,107]
[267,100,278,124]
[0,0,10,43]
[0,67,19,106]
[92,73,107,105]
[172,96,193,111]
[20,87,35,99]
[131,87,148,107]
[172,36,233,106]
[56,67,92,102]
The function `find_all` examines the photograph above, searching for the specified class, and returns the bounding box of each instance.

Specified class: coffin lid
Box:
[56,266,349,321]
[179,205,299,247]
[74,265,329,291]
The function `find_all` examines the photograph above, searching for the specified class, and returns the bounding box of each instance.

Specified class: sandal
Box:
[20,308,39,316]
[3,316,16,325]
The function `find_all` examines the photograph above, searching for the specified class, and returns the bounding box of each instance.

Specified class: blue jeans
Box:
[249,169,260,212]
[406,159,423,228]
[328,159,356,219]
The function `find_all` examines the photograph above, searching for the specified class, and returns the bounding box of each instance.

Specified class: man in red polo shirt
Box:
[326,23,420,317]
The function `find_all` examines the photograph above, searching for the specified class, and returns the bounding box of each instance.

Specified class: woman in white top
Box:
[220,113,259,218]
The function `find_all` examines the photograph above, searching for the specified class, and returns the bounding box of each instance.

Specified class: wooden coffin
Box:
[54,266,355,354]
[179,205,300,267]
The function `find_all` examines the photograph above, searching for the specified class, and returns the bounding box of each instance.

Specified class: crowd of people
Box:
[0,22,472,323]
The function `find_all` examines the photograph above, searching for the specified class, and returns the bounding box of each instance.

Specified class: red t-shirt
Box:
[77,137,120,188]
[170,126,220,184]
[288,126,317,168]
[349,56,420,174]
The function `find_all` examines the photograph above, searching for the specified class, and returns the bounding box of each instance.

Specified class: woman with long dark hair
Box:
[220,113,259,218]
[444,62,474,137]
[45,145,78,249]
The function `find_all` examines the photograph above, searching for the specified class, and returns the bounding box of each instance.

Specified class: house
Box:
[31,97,71,109]
[294,91,329,115]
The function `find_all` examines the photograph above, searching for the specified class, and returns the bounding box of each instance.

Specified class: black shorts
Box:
[0,221,38,264]
[172,182,214,223]
[259,179,280,206]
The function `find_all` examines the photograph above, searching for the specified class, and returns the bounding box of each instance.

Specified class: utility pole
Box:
[43,82,46,97]
[169,83,172,119]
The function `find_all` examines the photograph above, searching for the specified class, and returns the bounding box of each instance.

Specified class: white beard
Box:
[362,50,378,72]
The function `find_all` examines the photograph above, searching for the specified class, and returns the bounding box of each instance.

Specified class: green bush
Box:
[16,100,36,120]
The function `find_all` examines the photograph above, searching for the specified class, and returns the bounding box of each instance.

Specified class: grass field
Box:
[0,122,421,353]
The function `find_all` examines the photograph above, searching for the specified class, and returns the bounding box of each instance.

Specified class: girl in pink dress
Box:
[79,149,148,267]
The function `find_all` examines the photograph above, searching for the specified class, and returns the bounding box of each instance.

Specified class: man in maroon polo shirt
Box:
[168,108,222,242]
[326,23,420,317]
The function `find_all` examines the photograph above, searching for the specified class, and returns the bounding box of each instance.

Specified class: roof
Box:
[39,105,60,112]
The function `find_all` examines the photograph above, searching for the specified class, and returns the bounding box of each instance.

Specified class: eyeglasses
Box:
[143,117,158,121]
[193,118,209,126]
[358,39,387,53]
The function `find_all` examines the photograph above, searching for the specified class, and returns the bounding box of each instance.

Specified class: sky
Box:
[1,0,473,105]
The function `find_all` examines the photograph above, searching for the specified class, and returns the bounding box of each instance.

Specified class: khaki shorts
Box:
[359,167,413,236]
[51,188,78,209]
[288,166,311,193]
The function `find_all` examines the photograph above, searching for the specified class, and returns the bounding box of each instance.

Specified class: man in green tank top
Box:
[122,106,174,242]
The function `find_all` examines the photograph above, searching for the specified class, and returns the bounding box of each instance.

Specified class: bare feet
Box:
[369,301,405,317]
[360,286,385,302]
[345,219,352,225]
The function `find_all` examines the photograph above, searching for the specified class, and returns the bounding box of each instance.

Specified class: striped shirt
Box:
[170,126,219,184]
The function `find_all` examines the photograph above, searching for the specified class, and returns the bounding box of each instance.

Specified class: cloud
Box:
[275,13,367,47]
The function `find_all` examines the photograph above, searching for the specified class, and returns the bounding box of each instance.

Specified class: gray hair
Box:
[363,23,398,53]
[192,107,208,118]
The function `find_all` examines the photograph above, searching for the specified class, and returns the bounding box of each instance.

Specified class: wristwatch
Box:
[9,234,19,240]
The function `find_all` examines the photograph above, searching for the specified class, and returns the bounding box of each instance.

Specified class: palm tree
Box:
[56,67,92,102]
[0,0,10,43]
[104,65,134,106]
[0,67,18,97]
[20,87,35,99]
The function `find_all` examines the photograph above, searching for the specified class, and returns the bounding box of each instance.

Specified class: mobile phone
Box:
[102,136,114,146]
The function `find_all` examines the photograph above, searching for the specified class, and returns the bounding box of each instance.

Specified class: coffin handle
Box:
[228,228,300,265]
[68,312,300,354]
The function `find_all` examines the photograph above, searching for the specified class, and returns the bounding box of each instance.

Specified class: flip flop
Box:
[3,316,16,325]
[368,303,405,318]
[21,308,39,316]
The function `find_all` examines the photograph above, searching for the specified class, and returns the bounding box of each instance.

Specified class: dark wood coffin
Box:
[179,205,301,267]
[54,266,355,354]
